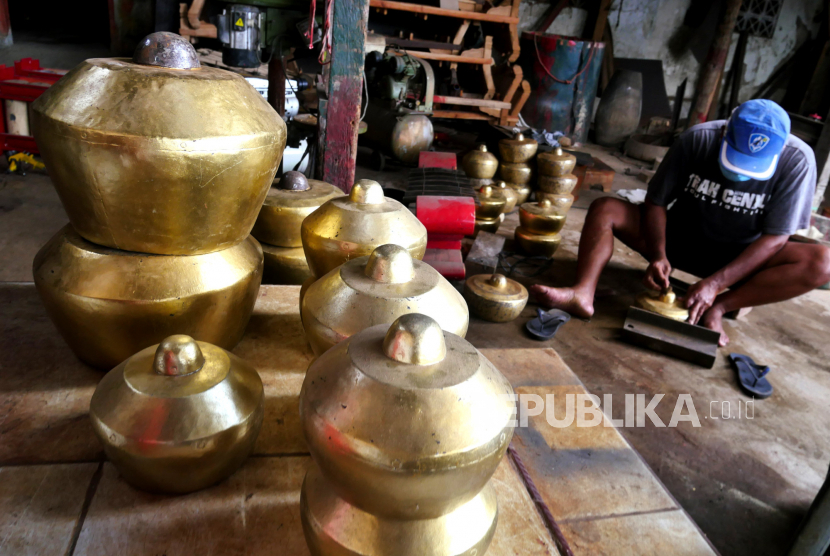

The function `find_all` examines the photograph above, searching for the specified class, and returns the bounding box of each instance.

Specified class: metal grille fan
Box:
[736,0,784,39]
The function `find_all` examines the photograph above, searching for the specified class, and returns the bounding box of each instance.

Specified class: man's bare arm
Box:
[641,199,671,290]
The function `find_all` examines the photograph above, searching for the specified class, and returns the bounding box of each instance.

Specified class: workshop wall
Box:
[518,0,824,116]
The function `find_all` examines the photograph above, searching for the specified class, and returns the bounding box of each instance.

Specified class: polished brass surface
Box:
[537,146,576,177]
[391,114,434,164]
[463,274,529,323]
[535,191,575,212]
[494,181,518,213]
[252,175,344,248]
[499,161,533,185]
[507,182,532,205]
[90,335,264,493]
[301,245,468,356]
[498,132,538,163]
[301,465,498,556]
[301,179,428,279]
[635,288,690,321]
[132,31,200,69]
[461,144,499,179]
[538,173,578,195]
[299,314,515,554]
[473,215,501,235]
[33,225,263,369]
[514,226,562,258]
[519,199,567,235]
[31,48,286,255]
[262,244,313,285]
[475,185,507,219]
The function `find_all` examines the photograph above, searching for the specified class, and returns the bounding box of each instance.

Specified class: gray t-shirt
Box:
[647,120,816,244]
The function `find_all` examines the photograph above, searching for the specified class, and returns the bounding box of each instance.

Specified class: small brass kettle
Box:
[519,199,568,235]
[299,314,516,555]
[31,32,286,255]
[301,244,468,356]
[301,179,427,279]
[90,335,264,493]
[537,146,577,177]
[464,274,528,322]
[476,185,507,220]
[498,132,538,163]
[635,288,690,321]
[461,144,499,179]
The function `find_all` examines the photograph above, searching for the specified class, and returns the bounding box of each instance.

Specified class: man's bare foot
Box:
[700,306,729,347]
[529,285,594,319]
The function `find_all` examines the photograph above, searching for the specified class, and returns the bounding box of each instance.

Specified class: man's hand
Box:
[643,258,672,291]
[685,278,720,325]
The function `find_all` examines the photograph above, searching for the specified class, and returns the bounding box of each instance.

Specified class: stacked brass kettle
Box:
[461,144,498,179]
[498,132,538,204]
[473,180,518,214]
[536,147,577,208]
[89,335,264,493]
[301,244,469,356]
[252,171,344,285]
[514,199,566,258]
[499,132,538,163]
[464,273,529,322]
[473,185,507,236]
[31,32,283,368]
[301,179,428,280]
[299,314,516,555]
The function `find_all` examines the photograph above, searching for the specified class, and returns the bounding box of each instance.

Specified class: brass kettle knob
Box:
[364,244,415,283]
[132,32,201,69]
[280,170,311,191]
[382,314,447,365]
[350,179,385,205]
[153,335,205,376]
[488,273,508,288]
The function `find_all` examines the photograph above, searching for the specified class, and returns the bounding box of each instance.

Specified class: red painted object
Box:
[417,196,475,235]
[418,151,457,170]
[422,249,465,280]
[0,58,64,153]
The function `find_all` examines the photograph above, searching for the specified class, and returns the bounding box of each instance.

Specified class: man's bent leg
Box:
[701,242,830,346]
[531,197,647,318]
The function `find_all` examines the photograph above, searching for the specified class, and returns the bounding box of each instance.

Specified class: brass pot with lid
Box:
[299,314,515,555]
[461,144,499,179]
[33,225,263,369]
[301,179,428,279]
[519,199,568,235]
[90,334,264,493]
[492,181,519,213]
[536,191,575,212]
[31,32,286,255]
[514,227,562,258]
[635,288,689,321]
[499,161,533,185]
[508,182,532,205]
[475,185,506,220]
[538,146,577,176]
[539,172,578,195]
[498,132,538,163]
[301,244,468,356]
[473,215,503,236]
[253,171,344,285]
[463,273,528,322]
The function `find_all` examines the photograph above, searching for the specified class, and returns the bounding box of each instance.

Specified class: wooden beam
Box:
[319,0,371,192]
[433,95,511,109]
[402,49,493,65]
[432,110,492,120]
[370,0,520,23]
[591,0,612,42]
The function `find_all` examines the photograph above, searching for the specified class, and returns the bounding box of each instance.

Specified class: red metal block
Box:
[422,248,465,280]
[418,151,457,170]
[416,196,476,236]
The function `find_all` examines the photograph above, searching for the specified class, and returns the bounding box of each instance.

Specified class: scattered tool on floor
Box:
[622,306,720,368]
[729,353,774,399]
[526,308,570,340]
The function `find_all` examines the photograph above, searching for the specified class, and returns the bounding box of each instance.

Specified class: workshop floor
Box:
[1,145,829,556]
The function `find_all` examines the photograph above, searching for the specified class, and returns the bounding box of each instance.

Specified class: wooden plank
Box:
[433,95,511,109]
[591,0,613,42]
[386,37,463,50]
[369,0,520,23]
[320,0,371,191]
[402,49,493,65]
[432,110,493,120]
[482,36,495,100]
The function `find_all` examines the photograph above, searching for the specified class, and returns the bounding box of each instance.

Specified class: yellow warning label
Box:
[235,17,244,26]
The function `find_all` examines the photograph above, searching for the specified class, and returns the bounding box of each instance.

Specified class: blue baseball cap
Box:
[719,99,790,181]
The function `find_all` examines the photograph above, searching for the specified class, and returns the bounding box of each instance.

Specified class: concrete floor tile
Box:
[0,463,98,556]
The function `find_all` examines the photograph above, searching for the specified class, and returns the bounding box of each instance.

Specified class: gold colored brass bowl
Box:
[538,173,579,195]
[262,244,312,285]
[31,32,286,255]
[252,172,344,248]
[635,289,690,321]
[536,191,575,213]
[463,274,528,322]
[494,181,519,213]
[519,199,568,235]
[301,179,428,279]
[476,185,507,219]
[461,144,499,179]
[473,215,502,236]
[508,182,532,205]
[33,225,263,369]
[301,244,468,356]
[90,334,264,493]
[299,314,515,553]
[537,147,576,176]
[498,132,538,163]
[514,226,562,258]
[499,161,533,185]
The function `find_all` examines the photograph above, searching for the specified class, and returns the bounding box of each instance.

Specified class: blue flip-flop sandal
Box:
[728,353,773,399]
[526,308,571,341]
